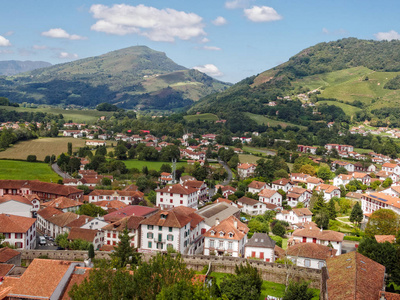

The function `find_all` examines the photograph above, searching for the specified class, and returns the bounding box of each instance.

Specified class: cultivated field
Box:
[123,159,188,171]
[0,160,60,182]
[239,154,262,164]
[0,137,86,161]
[184,113,219,122]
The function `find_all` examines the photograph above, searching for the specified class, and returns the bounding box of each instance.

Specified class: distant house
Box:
[237,163,256,179]
[88,189,144,205]
[215,185,237,198]
[271,178,293,193]
[159,172,173,184]
[286,243,336,269]
[0,195,39,218]
[258,189,282,207]
[314,184,340,201]
[155,184,199,210]
[68,227,104,250]
[41,196,83,213]
[286,187,312,207]
[236,197,268,216]
[85,140,106,147]
[102,215,144,249]
[244,233,276,262]
[276,208,313,225]
[0,214,36,249]
[306,177,323,190]
[247,181,268,194]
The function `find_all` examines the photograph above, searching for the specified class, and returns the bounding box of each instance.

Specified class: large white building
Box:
[276,208,313,225]
[203,216,248,257]
[0,213,36,249]
[155,184,198,210]
[102,215,144,249]
[361,192,400,217]
[258,189,283,207]
[237,197,268,216]
[0,195,40,218]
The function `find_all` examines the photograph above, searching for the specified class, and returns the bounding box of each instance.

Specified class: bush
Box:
[27,155,37,162]
[343,236,362,242]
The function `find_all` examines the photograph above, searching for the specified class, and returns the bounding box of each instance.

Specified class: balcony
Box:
[154,238,166,243]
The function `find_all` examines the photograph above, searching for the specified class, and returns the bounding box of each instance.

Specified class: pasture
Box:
[184,113,219,122]
[123,159,188,171]
[0,160,60,182]
[244,112,306,129]
[0,137,86,161]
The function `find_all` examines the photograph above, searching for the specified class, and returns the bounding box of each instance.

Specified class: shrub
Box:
[27,155,37,162]
[343,236,362,242]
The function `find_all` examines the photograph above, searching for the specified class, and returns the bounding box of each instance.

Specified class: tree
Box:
[314,208,329,229]
[160,164,172,173]
[365,209,399,238]
[272,222,286,237]
[310,191,325,213]
[317,165,332,181]
[110,228,141,268]
[282,280,315,300]
[44,155,51,164]
[27,155,37,162]
[68,142,72,156]
[382,177,393,188]
[327,198,337,220]
[77,203,107,217]
[298,164,316,176]
[349,202,363,226]
[335,166,348,176]
[88,244,95,259]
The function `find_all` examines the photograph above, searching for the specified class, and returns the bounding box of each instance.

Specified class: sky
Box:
[0,0,399,83]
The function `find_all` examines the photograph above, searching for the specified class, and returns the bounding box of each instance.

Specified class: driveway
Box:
[52,163,72,179]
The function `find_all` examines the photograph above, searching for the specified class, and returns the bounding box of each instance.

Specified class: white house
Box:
[236,197,268,216]
[80,217,109,231]
[290,173,310,184]
[361,192,400,217]
[237,163,257,179]
[306,177,324,190]
[203,215,248,257]
[102,215,144,249]
[159,172,173,185]
[0,213,36,249]
[382,163,400,175]
[244,233,276,262]
[286,187,312,207]
[286,243,336,269]
[85,140,106,147]
[276,208,313,225]
[0,195,38,218]
[332,161,355,173]
[290,226,344,255]
[258,189,283,207]
[139,206,205,255]
[314,184,341,201]
[247,181,268,194]
[271,178,293,193]
[88,190,144,205]
[156,184,198,210]
[183,180,208,202]
[41,197,83,213]
[333,174,352,187]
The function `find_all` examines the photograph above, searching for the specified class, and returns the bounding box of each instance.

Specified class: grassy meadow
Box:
[184,113,219,122]
[244,112,306,129]
[0,160,60,182]
[123,159,188,171]
[0,137,86,161]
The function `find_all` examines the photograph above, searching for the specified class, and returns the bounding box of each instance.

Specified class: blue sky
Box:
[0,0,399,83]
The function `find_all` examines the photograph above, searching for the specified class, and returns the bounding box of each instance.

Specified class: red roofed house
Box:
[276,208,313,225]
[290,226,344,255]
[214,185,237,198]
[306,177,324,190]
[159,172,173,184]
[286,243,336,269]
[361,192,400,217]
[103,205,159,223]
[271,178,293,193]
[68,227,104,250]
[382,162,400,174]
[88,189,144,205]
[236,197,268,216]
[41,197,83,213]
[247,181,268,194]
[102,215,145,249]
[237,163,256,179]
[314,184,340,201]
[0,195,40,218]
[258,188,283,207]
[156,184,199,210]
[140,206,205,255]
[182,180,208,202]
[286,187,312,207]
[203,215,249,257]
[0,214,36,249]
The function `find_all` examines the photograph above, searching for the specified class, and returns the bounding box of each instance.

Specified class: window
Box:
[260,252,264,259]
[113,233,116,239]
[180,194,183,197]
[167,244,173,250]
[161,192,163,195]
[201,228,206,234]
[251,251,256,258]
[169,227,173,232]
[147,232,153,239]
[180,200,183,204]
[228,242,233,249]
[160,198,163,202]
[157,243,163,250]
[170,193,173,196]
[167,234,174,241]
[210,240,215,247]
[318,261,325,269]
[148,241,152,248]
[159,226,162,231]
[158,233,163,242]
[170,199,173,203]
[15,233,22,239]
[219,241,224,248]
[304,259,311,268]
[148,225,154,230]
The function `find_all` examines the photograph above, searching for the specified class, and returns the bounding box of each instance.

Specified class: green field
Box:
[239,154,262,164]
[0,105,115,123]
[0,160,60,182]
[0,137,87,161]
[244,112,306,129]
[184,113,219,122]
[209,272,320,300]
[316,101,362,117]
[354,148,373,154]
[123,159,188,171]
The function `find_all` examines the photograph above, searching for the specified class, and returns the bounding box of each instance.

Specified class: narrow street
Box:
[51,163,72,179]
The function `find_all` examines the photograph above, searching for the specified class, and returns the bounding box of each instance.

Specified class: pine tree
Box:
[110,227,141,268]
[327,198,337,220]
[349,202,363,227]
[88,244,95,259]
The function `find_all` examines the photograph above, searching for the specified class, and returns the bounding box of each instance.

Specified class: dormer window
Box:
[228,232,234,238]
[210,230,215,236]
[160,214,167,219]
[219,231,225,237]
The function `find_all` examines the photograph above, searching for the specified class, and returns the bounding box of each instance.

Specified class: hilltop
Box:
[0,60,51,76]
[0,46,230,110]
[190,38,400,126]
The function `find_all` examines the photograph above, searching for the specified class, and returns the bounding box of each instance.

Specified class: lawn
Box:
[0,137,86,161]
[245,112,307,129]
[354,148,373,154]
[0,160,60,182]
[0,105,115,123]
[123,159,188,171]
[239,154,263,164]
[209,272,320,300]
[184,113,219,122]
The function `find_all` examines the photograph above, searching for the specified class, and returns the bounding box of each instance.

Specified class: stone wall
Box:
[19,250,321,289]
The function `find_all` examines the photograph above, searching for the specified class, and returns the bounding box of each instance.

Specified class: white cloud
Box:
[193,64,223,77]
[374,30,400,41]
[89,4,206,42]
[244,6,282,22]
[42,28,87,40]
[225,0,251,9]
[33,45,47,50]
[58,52,78,59]
[200,37,210,43]
[203,46,222,51]
[212,16,227,26]
[0,36,11,47]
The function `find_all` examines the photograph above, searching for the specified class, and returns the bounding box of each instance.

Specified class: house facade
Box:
[155,184,198,210]
[244,233,275,262]
[0,214,36,249]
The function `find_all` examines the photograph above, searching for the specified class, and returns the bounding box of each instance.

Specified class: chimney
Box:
[234,220,238,229]
[215,218,220,226]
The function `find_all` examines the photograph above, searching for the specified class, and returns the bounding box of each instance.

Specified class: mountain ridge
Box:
[0,60,52,76]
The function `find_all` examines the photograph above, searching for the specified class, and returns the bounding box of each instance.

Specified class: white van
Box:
[39,236,46,246]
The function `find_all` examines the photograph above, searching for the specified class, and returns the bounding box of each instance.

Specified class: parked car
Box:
[39,236,46,246]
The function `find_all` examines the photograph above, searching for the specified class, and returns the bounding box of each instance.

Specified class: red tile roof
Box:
[286,243,336,260]
[0,264,13,277]
[103,205,158,223]
[247,181,266,189]
[0,214,35,233]
[293,227,344,242]
[0,247,20,263]
[140,208,192,228]
[203,215,248,241]
[102,215,145,231]
[0,195,32,206]
[292,208,313,217]
[155,184,198,195]
[375,235,396,243]
[259,188,279,198]
[379,291,400,300]
[41,197,83,209]
[68,228,98,242]
[37,206,64,220]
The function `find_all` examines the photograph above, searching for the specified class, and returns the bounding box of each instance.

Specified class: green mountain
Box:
[189,38,400,127]
[0,60,52,76]
[0,46,230,110]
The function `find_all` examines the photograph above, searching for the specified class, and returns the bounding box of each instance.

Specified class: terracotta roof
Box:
[315,184,339,194]
[364,192,400,209]
[247,181,266,189]
[272,178,292,186]
[345,192,363,199]
[47,212,79,228]
[41,197,83,209]
[379,291,400,300]
[0,195,32,206]
[180,175,196,182]
[88,189,144,198]
[123,184,139,192]
[203,216,248,241]
[93,200,127,210]
[60,267,91,300]
[245,233,275,248]
[326,251,385,300]
[337,174,353,180]
[353,172,369,179]
[184,180,205,189]
[65,215,94,228]
[286,243,336,260]
[0,264,14,277]
[102,215,145,231]
[293,227,344,242]
[292,208,313,217]
[29,180,83,196]
[155,184,198,195]
[306,177,323,184]
[3,259,76,299]
[265,203,278,210]
[140,208,192,228]
[383,162,398,168]
[237,163,256,170]
[104,205,158,223]
[68,227,98,242]
[237,196,262,206]
[171,206,204,230]
[0,214,35,233]
[37,206,64,220]
[0,247,20,263]
[375,235,396,243]
[274,245,285,259]
[259,188,279,198]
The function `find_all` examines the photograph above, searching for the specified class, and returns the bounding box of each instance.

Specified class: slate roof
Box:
[197,202,240,227]
[245,233,275,248]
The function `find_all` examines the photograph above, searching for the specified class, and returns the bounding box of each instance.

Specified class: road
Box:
[51,163,72,179]
[219,159,233,186]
